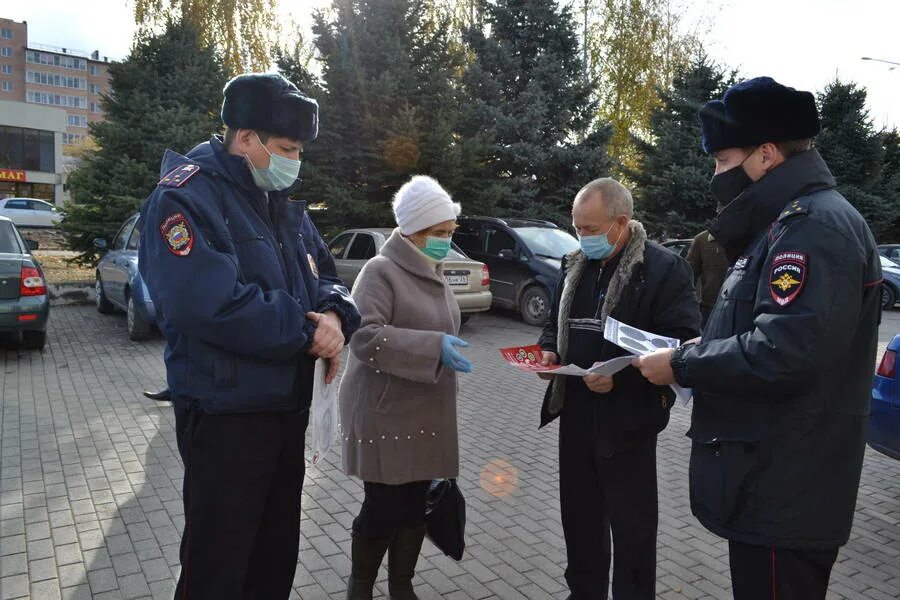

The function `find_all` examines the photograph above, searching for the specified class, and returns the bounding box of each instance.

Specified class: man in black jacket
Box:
[537,178,700,600]
[633,77,882,599]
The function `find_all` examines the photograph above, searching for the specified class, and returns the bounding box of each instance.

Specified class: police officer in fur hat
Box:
[633,77,882,599]
[139,73,360,598]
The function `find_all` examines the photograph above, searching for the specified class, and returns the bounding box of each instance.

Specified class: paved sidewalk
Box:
[1,306,898,599]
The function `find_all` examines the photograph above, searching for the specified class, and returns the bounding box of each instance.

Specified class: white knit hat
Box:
[391,175,461,235]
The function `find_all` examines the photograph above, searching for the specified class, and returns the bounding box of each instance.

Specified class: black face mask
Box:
[710,163,754,209]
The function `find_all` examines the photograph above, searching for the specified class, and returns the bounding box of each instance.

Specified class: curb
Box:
[48,282,95,306]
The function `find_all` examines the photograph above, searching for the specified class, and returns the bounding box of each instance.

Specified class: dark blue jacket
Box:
[139,136,360,413]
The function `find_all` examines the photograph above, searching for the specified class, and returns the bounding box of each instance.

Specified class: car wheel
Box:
[882,284,896,310]
[127,295,153,341]
[96,276,115,314]
[519,285,551,327]
[21,330,46,350]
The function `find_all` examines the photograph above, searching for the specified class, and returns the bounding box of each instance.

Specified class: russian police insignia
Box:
[161,213,194,256]
[770,251,807,306]
[158,164,200,188]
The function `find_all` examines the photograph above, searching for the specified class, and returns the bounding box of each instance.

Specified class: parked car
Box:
[662,238,693,258]
[94,213,157,340]
[0,216,49,349]
[0,197,63,228]
[880,255,900,310]
[869,334,900,460]
[328,228,492,322]
[877,244,900,264]
[454,216,579,326]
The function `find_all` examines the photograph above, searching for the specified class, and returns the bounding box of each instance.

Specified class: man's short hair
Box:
[575,178,634,219]
[776,138,812,158]
[223,127,273,150]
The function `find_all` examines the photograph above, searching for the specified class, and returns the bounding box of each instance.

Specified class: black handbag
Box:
[424,479,466,561]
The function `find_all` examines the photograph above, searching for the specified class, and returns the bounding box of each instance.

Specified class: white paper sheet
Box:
[310,359,337,465]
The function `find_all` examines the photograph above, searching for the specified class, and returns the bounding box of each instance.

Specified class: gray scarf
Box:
[547,220,648,417]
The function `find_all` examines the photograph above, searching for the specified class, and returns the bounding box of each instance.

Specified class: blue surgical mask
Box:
[246,134,301,191]
[422,236,451,261]
[579,223,621,260]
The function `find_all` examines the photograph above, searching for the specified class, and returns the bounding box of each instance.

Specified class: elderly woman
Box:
[340,175,472,600]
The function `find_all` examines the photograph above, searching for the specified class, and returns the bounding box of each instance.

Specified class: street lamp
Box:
[862,56,900,70]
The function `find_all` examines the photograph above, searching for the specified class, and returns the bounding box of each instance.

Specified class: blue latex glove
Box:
[440,335,473,373]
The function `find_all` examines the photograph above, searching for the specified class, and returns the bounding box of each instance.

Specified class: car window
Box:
[30,201,54,211]
[454,224,483,254]
[4,199,29,210]
[126,218,142,250]
[485,227,517,257]
[112,216,138,251]
[346,233,376,260]
[881,255,899,269]
[515,227,579,259]
[0,221,22,253]
[329,233,355,259]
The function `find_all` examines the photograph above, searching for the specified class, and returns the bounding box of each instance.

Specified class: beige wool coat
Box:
[338,229,461,484]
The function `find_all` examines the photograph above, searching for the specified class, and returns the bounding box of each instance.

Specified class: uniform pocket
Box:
[689,434,760,532]
[213,351,236,388]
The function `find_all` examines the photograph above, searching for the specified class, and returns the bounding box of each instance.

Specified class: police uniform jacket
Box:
[139,136,360,414]
[671,149,882,550]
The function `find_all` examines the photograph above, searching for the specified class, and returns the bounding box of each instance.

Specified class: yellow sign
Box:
[0,169,27,182]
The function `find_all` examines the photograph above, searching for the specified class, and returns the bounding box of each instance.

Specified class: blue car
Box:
[870,334,900,460]
[94,213,156,340]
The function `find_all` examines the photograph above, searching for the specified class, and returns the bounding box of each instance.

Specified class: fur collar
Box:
[547,220,648,417]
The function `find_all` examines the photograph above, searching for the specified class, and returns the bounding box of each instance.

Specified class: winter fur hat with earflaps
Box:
[391,176,461,236]
[698,76,820,154]
[221,73,319,142]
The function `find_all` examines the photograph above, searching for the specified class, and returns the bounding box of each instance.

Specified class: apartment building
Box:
[0,17,112,148]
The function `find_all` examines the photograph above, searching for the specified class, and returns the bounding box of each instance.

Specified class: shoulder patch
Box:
[770,251,807,306]
[158,164,200,188]
[160,213,194,256]
[778,196,812,221]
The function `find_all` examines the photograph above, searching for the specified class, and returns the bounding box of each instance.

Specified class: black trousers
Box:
[559,415,658,600]
[355,480,430,539]
[173,403,310,600]
[729,541,839,600]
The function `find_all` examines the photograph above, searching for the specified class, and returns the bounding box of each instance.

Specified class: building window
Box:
[89,102,102,113]
[89,83,101,94]
[0,126,55,172]
[1,65,11,75]
[27,70,87,90]
[26,91,87,109]
[62,133,84,145]
[25,50,86,71]
[0,47,11,57]
[67,115,88,128]
[1,81,11,92]
[89,64,98,76]
[1,29,11,40]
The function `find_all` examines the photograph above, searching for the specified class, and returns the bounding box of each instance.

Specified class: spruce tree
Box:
[628,52,733,239]
[459,0,611,225]
[63,22,227,264]
[816,80,899,241]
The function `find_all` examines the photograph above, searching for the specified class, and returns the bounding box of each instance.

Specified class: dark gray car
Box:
[0,216,49,349]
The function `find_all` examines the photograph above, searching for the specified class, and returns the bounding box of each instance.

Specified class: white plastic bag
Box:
[310,358,338,465]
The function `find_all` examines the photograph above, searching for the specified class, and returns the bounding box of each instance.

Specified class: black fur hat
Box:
[699,77,820,154]
[221,73,318,142]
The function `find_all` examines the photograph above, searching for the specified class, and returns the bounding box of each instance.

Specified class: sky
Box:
[6,0,900,129]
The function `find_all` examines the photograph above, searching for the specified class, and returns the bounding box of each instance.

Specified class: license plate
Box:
[444,274,468,286]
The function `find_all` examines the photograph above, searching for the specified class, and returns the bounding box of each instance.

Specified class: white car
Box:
[0,198,63,228]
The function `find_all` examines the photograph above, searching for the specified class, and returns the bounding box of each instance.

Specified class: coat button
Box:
[376,370,381,374]
[376,346,381,351]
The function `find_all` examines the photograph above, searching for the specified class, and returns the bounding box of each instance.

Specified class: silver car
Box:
[328,228,492,322]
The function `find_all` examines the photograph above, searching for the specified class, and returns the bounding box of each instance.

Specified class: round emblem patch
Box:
[770,251,807,306]
[160,213,194,256]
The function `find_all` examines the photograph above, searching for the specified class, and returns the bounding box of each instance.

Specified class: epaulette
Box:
[778,195,812,221]
[158,164,200,188]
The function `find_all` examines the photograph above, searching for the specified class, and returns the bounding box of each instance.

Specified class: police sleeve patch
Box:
[158,164,200,188]
[160,213,194,256]
[770,251,807,306]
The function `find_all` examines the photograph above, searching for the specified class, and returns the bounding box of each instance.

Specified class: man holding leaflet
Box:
[536,178,700,600]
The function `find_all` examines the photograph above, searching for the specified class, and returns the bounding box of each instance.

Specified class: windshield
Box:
[881,255,899,269]
[515,227,579,259]
[0,222,23,253]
